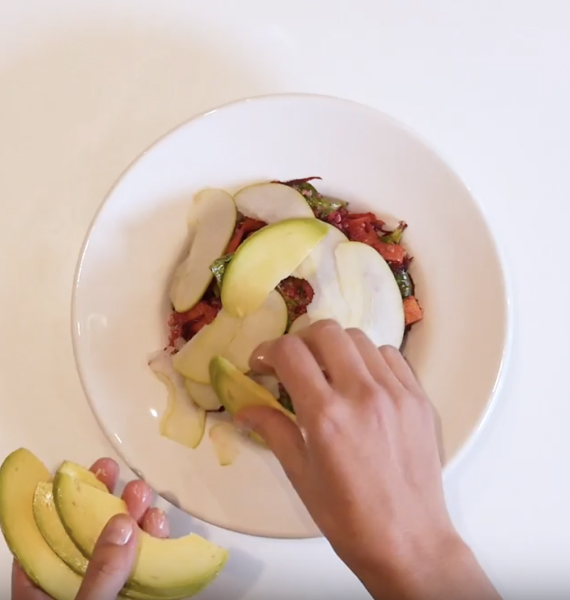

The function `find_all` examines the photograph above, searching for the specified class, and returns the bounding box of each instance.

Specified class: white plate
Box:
[72,94,510,539]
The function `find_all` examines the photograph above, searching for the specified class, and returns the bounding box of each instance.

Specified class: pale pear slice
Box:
[222,218,328,317]
[149,350,206,449]
[173,292,287,383]
[184,380,222,411]
[209,423,241,466]
[249,373,280,398]
[210,356,295,446]
[0,449,82,600]
[294,223,351,326]
[53,474,228,598]
[170,189,236,312]
[172,311,241,383]
[57,462,108,493]
[233,182,314,223]
[288,313,311,334]
[223,290,287,372]
[335,241,405,348]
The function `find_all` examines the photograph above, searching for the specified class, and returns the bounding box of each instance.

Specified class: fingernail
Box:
[103,514,134,546]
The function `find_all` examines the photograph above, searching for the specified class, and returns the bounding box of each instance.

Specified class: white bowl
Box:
[72,94,510,539]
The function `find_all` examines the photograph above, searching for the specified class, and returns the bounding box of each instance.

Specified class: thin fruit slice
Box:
[174,292,287,382]
[224,290,287,372]
[33,482,187,600]
[149,350,206,449]
[233,183,314,223]
[249,373,280,398]
[209,423,241,466]
[288,313,311,334]
[172,310,241,383]
[0,449,82,600]
[295,223,350,326]
[184,380,222,411]
[33,482,87,575]
[57,462,108,493]
[170,189,236,312]
[209,356,295,445]
[222,218,328,317]
[335,241,405,348]
[53,474,228,598]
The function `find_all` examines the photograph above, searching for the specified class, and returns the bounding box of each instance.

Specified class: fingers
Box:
[235,406,307,489]
[378,345,424,396]
[295,321,375,391]
[11,561,47,600]
[345,330,403,394]
[141,508,169,539]
[90,458,119,493]
[250,334,329,422]
[90,459,168,540]
[76,514,138,600]
[121,480,153,524]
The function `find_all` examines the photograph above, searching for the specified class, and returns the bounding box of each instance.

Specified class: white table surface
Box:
[1,1,569,598]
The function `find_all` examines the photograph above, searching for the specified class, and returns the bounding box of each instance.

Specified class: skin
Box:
[234,321,502,600]
[12,322,501,600]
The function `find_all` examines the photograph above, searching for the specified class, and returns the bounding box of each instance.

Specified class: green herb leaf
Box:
[394,269,414,299]
[209,254,233,288]
[380,222,407,245]
[284,179,348,218]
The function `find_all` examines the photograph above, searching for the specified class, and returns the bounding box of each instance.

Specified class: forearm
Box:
[350,535,501,600]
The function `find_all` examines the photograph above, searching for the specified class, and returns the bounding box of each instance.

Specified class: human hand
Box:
[12,458,169,600]
[236,320,500,600]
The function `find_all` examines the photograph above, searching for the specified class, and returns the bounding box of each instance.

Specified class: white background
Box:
[0,1,569,598]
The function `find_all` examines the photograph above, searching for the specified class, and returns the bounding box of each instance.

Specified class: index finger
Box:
[250,334,330,422]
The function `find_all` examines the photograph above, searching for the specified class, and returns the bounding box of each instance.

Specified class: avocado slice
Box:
[0,448,82,600]
[53,474,228,598]
[32,482,184,600]
[33,481,88,575]
[221,217,328,317]
[57,461,108,492]
[209,356,296,445]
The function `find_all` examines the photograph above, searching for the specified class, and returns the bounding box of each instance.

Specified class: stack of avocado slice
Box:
[0,449,228,600]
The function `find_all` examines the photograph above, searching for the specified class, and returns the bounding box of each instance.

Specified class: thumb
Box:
[76,514,138,600]
[235,407,307,487]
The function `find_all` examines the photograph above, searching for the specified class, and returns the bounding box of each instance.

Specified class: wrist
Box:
[348,529,499,600]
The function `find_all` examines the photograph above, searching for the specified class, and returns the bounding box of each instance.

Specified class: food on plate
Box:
[151,177,423,457]
[209,422,241,466]
[221,218,328,318]
[335,241,405,348]
[169,189,236,313]
[0,449,228,600]
[209,356,296,446]
[172,290,287,383]
[184,380,222,411]
[149,350,206,449]
[233,182,314,223]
